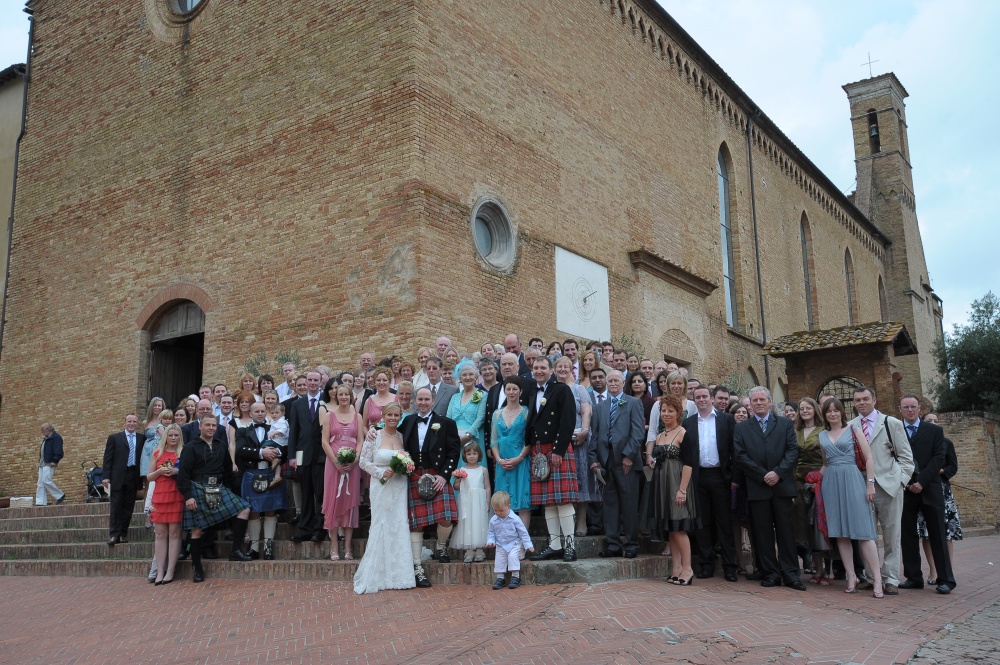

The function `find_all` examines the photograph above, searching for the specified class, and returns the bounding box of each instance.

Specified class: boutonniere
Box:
[430,423,441,431]
[471,390,483,404]
[540,398,547,407]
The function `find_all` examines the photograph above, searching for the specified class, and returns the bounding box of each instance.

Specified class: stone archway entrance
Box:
[148,301,205,408]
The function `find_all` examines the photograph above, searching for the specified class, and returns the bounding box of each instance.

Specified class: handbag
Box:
[417,473,438,500]
[531,452,550,481]
[850,426,867,473]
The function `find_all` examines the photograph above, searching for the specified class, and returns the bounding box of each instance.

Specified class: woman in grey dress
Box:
[818,398,883,598]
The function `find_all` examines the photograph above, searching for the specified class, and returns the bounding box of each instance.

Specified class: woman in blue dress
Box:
[819,397,883,598]
[447,360,488,467]
[490,376,532,529]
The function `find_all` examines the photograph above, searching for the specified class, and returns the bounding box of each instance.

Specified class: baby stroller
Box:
[83,460,109,503]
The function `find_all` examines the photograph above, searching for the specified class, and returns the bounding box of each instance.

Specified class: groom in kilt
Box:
[176,414,253,583]
[525,356,580,562]
[400,386,462,588]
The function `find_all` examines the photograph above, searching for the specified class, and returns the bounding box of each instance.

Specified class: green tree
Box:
[933,291,1000,413]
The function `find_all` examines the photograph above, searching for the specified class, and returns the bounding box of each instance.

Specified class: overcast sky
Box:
[1,1,995,331]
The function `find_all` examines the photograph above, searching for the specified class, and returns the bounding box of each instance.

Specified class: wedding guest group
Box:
[117,332,961,597]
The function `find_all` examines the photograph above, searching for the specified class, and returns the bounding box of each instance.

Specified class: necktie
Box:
[906,424,916,440]
[431,385,437,400]
[127,433,136,466]
[759,417,767,434]
[610,397,619,428]
[862,417,872,441]
[597,394,605,404]
[310,398,317,419]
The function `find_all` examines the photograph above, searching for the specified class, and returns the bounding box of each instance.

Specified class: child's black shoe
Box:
[492,577,506,590]
[508,576,522,589]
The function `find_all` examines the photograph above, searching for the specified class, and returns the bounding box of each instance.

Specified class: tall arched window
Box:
[800,213,817,330]
[717,148,738,327]
[844,249,859,325]
[877,275,889,322]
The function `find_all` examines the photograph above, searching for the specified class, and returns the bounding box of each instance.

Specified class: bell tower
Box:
[844,73,943,395]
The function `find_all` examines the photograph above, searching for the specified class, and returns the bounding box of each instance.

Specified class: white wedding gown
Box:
[353,434,415,594]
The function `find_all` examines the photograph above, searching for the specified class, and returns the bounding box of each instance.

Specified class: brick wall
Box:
[0,1,925,493]
[937,412,999,530]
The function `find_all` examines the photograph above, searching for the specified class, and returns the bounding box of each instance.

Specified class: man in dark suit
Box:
[423,356,458,416]
[685,385,739,581]
[182,399,229,446]
[280,375,307,423]
[733,387,805,590]
[525,356,579,562]
[287,370,325,543]
[589,370,645,558]
[401,387,462,587]
[503,333,532,376]
[898,395,955,593]
[102,414,146,546]
[36,423,66,506]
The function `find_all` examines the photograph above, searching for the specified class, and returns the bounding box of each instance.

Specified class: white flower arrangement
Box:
[430,423,441,431]
[540,398,547,407]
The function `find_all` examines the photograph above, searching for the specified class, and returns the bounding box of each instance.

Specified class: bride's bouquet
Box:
[336,447,357,465]
[382,451,415,485]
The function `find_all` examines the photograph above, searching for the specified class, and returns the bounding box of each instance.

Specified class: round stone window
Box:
[470,198,516,271]
[171,0,204,14]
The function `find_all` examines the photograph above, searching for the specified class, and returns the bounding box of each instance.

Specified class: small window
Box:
[171,0,204,15]
[470,198,516,271]
[867,109,881,155]
[717,149,739,327]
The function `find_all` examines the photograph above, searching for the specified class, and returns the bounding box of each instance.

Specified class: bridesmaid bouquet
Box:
[382,451,415,485]
[451,468,468,488]
[336,447,357,465]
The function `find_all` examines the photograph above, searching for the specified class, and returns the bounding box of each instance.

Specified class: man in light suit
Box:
[898,394,955,593]
[733,387,805,590]
[424,356,458,416]
[102,414,146,546]
[850,385,914,595]
[589,370,645,558]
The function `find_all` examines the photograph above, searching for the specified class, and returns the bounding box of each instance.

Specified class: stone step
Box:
[0,512,149,531]
[0,553,673,586]
[0,535,623,561]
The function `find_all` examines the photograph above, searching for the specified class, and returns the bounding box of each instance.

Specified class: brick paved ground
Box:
[908,599,1000,665]
[1,535,997,665]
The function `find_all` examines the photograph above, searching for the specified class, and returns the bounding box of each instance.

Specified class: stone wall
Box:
[938,412,999,530]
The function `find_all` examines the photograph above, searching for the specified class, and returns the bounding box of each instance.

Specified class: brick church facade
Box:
[0,0,942,493]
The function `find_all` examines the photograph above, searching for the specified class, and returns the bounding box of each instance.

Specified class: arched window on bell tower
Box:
[867,109,881,155]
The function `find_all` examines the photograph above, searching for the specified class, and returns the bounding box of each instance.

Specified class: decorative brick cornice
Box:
[628,248,717,298]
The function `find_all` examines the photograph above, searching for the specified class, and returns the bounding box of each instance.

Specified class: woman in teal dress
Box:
[490,377,532,525]
[447,360,488,468]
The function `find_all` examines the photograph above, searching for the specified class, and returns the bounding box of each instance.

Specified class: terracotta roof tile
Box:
[763,321,912,356]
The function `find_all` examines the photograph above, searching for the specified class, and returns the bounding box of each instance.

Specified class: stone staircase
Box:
[0,500,674,586]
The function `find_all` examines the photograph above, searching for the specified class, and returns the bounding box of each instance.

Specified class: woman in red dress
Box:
[148,424,185,585]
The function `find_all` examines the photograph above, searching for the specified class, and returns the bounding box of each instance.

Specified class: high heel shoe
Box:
[844,581,858,594]
[672,575,694,586]
[873,587,884,599]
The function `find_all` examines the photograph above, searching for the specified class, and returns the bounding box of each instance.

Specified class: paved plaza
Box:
[1,535,997,664]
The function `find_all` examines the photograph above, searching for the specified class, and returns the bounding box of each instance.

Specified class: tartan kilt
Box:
[181,482,251,531]
[530,443,579,506]
[407,467,456,529]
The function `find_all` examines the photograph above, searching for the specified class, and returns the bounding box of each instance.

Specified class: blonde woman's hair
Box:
[143,397,165,430]
[490,491,511,510]
[153,423,184,468]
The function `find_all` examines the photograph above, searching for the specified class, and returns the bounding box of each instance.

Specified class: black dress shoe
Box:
[193,570,205,583]
[598,549,623,558]
[898,579,924,590]
[202,546,219,560]
[746,571,764,581]
[310,533,324,543]
[290,533,310,543]
[249,549,260,560]
[56,495,65,505]
[263,539,275,560]
[724,571,739,582]
[229,549,253,562]
[624,551,638,559]
[436,548,450,563]
[107,536,119,546]
[414,565,431,588]
[529,546,565,561]
[786,580,807,591]
[760,576,780,588]
[935,584,952,594]
[696,569,713,579]
[119,536,129,544]
[563,547,577,562]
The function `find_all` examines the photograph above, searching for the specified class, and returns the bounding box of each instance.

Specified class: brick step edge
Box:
[0,555,674,586]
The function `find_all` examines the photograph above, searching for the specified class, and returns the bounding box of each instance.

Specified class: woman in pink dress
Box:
[362,368,396,430]
[321,383,364,560]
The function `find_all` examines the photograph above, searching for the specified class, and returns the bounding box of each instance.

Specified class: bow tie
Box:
[255,423,270,431]
[416,416,430,425]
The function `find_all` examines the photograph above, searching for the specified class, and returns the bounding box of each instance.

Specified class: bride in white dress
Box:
[354,403,416,594]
